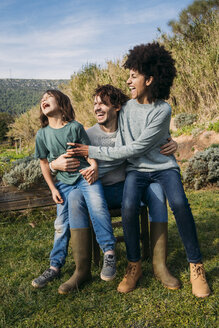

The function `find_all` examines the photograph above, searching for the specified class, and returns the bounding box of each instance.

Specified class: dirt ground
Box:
[169,118,219,162]
[173,131,219,162]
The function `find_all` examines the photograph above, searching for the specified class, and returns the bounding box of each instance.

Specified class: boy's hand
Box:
[160,138,178,155]
[80,165,98,185]
[51,188,64,204]
[67,143,89,157]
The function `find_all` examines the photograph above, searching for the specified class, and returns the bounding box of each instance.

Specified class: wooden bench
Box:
[92,206,150,266]
[0,186,150,264]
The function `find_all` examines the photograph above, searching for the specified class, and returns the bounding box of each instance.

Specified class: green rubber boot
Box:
[58,228,92,294]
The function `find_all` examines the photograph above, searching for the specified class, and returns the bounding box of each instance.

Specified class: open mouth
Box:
[96,112,105,118]
[43,103,50,109]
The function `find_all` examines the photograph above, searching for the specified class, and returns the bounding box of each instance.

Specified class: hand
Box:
[160,138,178,156]
[52,153,80,172]
[51,188,64,204]
[80,165,98,185]
[67,143,89,157]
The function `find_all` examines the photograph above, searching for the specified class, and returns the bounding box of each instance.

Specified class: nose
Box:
[127,77,131,85]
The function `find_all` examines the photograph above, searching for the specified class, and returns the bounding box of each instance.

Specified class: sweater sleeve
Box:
[88,106,171,161]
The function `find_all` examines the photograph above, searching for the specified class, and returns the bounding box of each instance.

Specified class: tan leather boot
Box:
[190,263,210,298]
[150,222,180,290]
[117,261,142,293]
[58,228,92,294]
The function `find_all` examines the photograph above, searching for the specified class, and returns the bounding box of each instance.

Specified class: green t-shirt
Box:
[35,120,90,185]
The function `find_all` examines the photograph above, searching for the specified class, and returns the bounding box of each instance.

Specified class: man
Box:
[52,84,179,294]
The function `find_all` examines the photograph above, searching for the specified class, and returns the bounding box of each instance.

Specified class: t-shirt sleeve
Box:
[35,131,49,159]
[77,124,91,145]
[88,106,171,161]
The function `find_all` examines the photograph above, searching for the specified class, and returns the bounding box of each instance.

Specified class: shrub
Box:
[2,156,45,190]
[207,120,219,133]
[174,113,197,128]
[183,147,219,190]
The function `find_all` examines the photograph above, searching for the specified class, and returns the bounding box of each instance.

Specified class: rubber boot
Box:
[58,228,92,294]
[150,222,180,290]
[190,263,210,298]
[117,261,142,293]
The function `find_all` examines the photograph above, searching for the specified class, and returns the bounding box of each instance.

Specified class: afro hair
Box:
[124,42,176,103]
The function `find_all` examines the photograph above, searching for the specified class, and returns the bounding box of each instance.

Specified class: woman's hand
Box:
[160,138,178,155]
[67,143,89,157]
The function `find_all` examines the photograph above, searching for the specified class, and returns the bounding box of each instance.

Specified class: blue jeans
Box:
[68,181,167,224]
[122,169,202,263]
[50,177,115,268]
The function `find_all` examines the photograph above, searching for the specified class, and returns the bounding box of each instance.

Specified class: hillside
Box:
[0,79,69,116]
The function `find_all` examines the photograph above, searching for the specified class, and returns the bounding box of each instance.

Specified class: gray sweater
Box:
[86,124,126,185]
[89,99,179,172]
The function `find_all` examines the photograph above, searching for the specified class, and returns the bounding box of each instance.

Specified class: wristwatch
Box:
[49,161,57,174]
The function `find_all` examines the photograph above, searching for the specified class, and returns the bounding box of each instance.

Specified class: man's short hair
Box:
[124,42,176,102]
[94,84,129,108]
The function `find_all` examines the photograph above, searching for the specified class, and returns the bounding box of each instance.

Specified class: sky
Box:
[0,0,193,79]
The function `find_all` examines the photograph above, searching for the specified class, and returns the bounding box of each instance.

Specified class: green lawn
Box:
[0,190,218,328]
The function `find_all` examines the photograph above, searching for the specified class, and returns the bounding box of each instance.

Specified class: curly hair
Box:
[93,84,129,108]
[40,89,75,128]
[124,42,176,103]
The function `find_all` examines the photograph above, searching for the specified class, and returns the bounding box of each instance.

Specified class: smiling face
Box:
[93,95,119,127]
[40,93,60,117]
[127,69,153,104]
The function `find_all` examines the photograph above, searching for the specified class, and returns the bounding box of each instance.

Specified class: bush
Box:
[207,120,219,132]
[174,113,197,129]
[2,156,45,190]
[183,147,219,190]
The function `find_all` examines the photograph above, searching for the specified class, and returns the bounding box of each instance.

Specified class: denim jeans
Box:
[50,177,116,268]
[68,180,168,227]
[122,169,202,263]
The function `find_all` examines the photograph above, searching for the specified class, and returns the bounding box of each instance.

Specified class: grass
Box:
[0,190,218,328]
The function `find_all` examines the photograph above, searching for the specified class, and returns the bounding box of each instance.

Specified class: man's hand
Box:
[160,138,178,155]
[52,153,80,172]
[80,164,98,185]
[51,188,64,204]
[67,143,89,157]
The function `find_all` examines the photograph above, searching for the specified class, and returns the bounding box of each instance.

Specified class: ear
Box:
[145,76,153,86]
[114,105,121,112]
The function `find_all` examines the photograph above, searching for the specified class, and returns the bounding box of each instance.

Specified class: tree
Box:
[0,112,14,140]
[168,0,219,38]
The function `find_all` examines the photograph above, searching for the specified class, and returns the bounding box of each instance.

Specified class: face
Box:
[127,69,152,104]
[93,95,119,126]
[40,93,59,117]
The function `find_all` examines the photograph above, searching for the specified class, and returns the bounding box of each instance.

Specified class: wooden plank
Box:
[0,185,54,212]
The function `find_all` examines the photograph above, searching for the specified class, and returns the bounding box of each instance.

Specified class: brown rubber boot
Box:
[58,228,92,294]
[117,261,142,293]
[190,263,210,298]
[150,222,180,290]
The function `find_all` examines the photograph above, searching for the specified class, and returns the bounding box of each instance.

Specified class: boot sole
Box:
[58,276,92,294]
[162,283,181,290]
[155,275,181,290]
[117,286,136,293]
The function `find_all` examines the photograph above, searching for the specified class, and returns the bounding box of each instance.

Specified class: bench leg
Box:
[140,207,150,260]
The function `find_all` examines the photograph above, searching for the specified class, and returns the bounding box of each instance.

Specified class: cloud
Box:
[0,0,191,78]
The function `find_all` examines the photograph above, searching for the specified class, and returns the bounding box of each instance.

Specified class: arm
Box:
[68,106,171,161]
[40,158,63,204]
